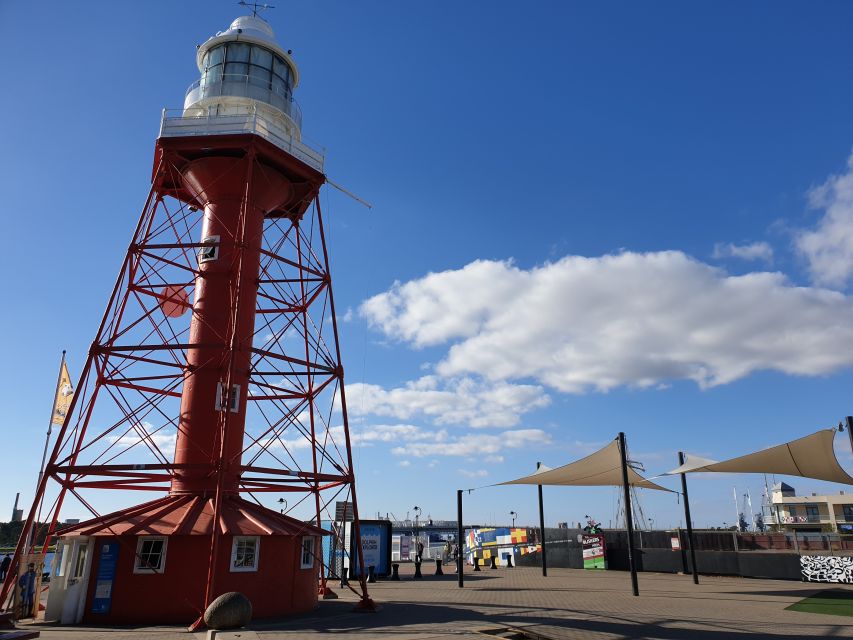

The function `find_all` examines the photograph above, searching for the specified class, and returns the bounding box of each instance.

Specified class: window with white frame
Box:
[300,536,315,569]
[198,235,220,263]
[231,536,259,572]
[134,537,167,573]
[215,382,241,413]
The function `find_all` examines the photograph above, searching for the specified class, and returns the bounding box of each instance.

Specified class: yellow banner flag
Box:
[51,362,74,425]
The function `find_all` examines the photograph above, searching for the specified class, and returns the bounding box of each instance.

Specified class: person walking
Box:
[18,563,37,619]
[0,554,10,581]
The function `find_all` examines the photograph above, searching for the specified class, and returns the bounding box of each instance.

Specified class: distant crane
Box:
[734,487,755,532]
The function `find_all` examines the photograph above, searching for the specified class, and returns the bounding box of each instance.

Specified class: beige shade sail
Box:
[498,439,671,491]
[666,429,853,485]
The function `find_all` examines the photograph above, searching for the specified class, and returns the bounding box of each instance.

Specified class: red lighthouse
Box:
[3,13,372,626]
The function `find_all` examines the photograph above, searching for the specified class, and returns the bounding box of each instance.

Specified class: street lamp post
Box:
[413,506,422,560]
[510,511,517,528]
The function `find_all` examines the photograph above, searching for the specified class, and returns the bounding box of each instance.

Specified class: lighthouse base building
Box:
[45,497,326,624]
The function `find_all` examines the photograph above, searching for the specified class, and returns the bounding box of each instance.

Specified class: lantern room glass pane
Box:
[251,46,273,69]
[273,57,291,85]
[204,64,223,85]
[224,62,248,78]
[208,45,225,67]
[248,65,270,88]
[228,43,250,62]
[271,73,286,98]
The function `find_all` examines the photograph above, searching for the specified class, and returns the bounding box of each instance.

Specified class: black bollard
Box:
[506,555,514,568]
[489,556,497,569]
[414,561,423,579]
[435,558,443,576]
[391,563,400,581]
[473,557,481,572]
[340,567,349,587]
[367,565,377,583]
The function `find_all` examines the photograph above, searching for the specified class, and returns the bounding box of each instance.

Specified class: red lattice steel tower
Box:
[2,14,372,624]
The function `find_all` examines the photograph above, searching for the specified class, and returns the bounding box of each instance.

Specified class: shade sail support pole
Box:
[618,432,639,596]
[537,461,547,577]
[457,489,464,588]
[678,451,699,585]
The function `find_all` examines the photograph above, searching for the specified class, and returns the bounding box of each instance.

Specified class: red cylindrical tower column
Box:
[171,155,293,495]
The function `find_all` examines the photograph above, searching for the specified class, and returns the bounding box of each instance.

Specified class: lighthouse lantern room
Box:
[3,11,372,626]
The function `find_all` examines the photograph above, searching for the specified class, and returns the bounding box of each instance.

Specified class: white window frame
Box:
[134,536,167,574]
[215,382,241,413]
[198,235,220,263]
[230,536,260,572]
[300,536,315,569]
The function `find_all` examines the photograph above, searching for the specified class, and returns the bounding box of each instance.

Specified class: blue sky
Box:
[4,1,853,530]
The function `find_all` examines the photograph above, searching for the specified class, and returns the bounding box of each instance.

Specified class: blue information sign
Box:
[349,520,392,577]
[91,539,119,614]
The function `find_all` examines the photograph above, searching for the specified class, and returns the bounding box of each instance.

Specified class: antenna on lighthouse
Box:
[238,0,275,18]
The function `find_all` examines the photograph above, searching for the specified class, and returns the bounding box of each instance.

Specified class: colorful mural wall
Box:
[465,527,541,566]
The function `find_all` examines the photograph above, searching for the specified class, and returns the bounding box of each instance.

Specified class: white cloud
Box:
[797,152,853,288]
[391,428,549,458]
[348,423,447,445]
[362,252,853,391]
[712,241,773,263]
[360,260,527,348]
[345,375,549,428]
[108,423,176,452]
[459,469,488,478]
[398,460,411,468]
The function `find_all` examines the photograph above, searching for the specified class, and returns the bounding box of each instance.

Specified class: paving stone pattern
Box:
[26,565,853,639]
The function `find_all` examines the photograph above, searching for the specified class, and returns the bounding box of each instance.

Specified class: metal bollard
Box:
[435,558,443,576]
[506,555,514,568]
[489,556,497,569]
[367,565,377,583]
[473,557,481,572]
[391,563,400,581]
[414,561,423,579]
[340,567,349,587]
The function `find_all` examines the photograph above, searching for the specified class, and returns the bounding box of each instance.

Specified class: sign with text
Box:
[345,520,392,577]
[91,540,118,614]
[582,534,606,570]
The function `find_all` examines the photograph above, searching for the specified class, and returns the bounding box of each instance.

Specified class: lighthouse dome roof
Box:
[227,15,276,42]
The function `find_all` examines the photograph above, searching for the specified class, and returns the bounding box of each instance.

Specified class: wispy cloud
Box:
[712,241,773,263]
[345,375,549,428]
[459,469,488,478]
[391,428,549,458]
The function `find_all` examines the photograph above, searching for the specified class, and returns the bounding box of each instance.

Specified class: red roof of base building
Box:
[57,494,330,538]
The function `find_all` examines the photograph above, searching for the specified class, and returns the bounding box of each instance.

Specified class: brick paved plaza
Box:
[21,565,853,639]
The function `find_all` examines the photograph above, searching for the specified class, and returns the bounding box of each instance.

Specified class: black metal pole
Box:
[845,417,853,457]
[618,432,639,596]
[678,451,699,585]
[537,461,547,577]
[457,490,464,588]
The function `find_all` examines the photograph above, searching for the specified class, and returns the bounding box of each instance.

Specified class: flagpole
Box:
[35,350,66,500]
[22,350,66,562]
